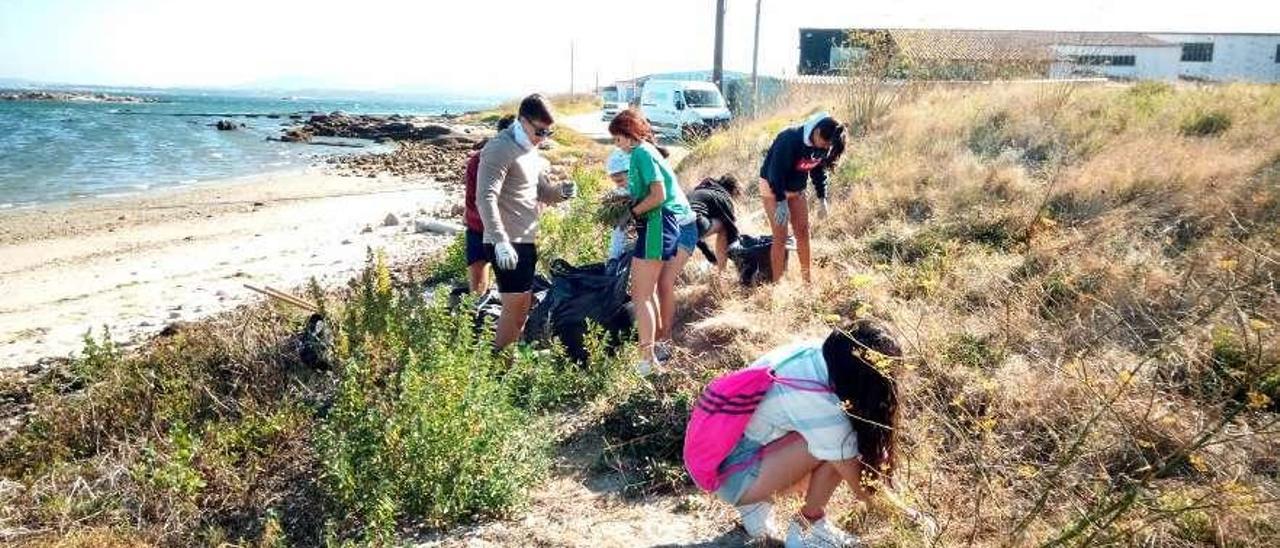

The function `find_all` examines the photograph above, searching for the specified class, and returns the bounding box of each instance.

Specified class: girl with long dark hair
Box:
[708,319,923,546]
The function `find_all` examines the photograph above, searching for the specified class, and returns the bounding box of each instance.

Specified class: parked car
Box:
[639,80,732,140]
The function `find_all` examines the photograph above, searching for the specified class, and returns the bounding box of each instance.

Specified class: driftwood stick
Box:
[243,284,318,312]
[264,285,319,310]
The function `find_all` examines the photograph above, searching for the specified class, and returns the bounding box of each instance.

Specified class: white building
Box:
[800,29,1280,83]
[1049,39,1182,81]
[1148,34,1280,82]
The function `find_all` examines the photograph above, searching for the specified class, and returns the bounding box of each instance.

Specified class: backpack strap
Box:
[768,370,832,393]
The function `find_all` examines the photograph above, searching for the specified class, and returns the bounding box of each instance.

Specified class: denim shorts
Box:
[676,219,699,254]
[714,436,765,505]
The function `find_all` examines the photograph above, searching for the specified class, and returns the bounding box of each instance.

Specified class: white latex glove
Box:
[493,241,518,271]
[818,197,830,219]
[559,181,578,199]
[773,201,790,226]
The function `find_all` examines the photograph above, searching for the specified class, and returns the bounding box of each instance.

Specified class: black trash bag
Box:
[548,258,634,363]
[452,275,553,342]
[298,313,334,370]
[523,274,555,342]
[727,234,794,287]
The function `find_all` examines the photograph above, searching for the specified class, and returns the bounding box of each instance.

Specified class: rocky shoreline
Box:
[278,111,478,143]
[324,140,476,182]
[1,90,162,104]
[283,112,491,182]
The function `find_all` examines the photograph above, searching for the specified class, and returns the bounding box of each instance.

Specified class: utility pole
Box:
[569,40,576,96]
[712,0,725,93]
[751,0,762,115]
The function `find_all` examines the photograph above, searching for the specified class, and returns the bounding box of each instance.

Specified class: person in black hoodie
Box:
[687,174,741,273]
[758,112,846,283]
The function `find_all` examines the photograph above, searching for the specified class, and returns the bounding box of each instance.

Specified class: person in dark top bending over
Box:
[758,112,846,284]
[687,174,740,274]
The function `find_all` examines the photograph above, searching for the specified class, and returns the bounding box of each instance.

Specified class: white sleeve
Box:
[608,227,627,260]
[784,391,860,461]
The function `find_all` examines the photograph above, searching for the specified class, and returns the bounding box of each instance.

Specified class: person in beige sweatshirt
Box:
[476,93,576,350]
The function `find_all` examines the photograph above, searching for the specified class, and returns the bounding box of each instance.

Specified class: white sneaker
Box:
[736,501,779,540]
[634,359,653,376]
[785,516,857,548]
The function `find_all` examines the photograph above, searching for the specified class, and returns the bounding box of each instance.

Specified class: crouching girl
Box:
[684,319,929,546]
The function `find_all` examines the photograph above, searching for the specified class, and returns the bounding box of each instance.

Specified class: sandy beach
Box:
[0,169,459,368]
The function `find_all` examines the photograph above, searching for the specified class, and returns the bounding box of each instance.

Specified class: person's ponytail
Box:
[814,117,847,169]
[826,123,846,168]
[651,140,670,159]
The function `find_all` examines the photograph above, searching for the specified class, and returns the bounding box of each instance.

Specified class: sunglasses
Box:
[523,117,555,138]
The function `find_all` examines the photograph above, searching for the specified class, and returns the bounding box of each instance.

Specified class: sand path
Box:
[0,169,457,367]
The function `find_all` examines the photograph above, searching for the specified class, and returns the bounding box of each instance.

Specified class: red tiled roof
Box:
[860,29,1174,62]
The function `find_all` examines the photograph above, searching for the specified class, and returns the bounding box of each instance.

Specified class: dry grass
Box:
[670,81,1280,546]
[4,81,1279,546]
[459,93,603,126]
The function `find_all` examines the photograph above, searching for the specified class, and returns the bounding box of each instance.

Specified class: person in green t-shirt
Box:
[608,109,692,375]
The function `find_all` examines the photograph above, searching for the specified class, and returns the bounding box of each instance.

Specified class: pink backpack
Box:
[683,358,831,492]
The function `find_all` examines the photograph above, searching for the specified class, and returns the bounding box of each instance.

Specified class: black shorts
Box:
[465,229,486,266]
[694,213,713,239]
[784,178,808,195]
[484,242,538,293]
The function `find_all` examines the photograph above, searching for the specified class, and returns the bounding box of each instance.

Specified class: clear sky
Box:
[0,0,1276,95]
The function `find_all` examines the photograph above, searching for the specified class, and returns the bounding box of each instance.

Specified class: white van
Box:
[640,80,732,139]
[599,83,639,121]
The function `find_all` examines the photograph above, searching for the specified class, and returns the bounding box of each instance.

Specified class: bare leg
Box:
[738,433,822,506]
[494,291,532,350]
[713,226,730,274]
[787,192,811,284]
[801,462,843,517]
[630,258,663,363]
[657,248,692,341]
[468,261,489,294]
[759,179,788,282]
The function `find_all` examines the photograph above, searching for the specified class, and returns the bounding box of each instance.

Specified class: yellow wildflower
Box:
[849,273,875,289]
[1246,391,1272,411]
[1248,319,1271,332]
[977,417,997,432]
[1188,453,1209,473]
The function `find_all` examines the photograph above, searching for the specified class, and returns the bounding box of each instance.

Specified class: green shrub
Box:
[968,111,1011,159]
[1128,81,1173,98]
[317,253,629,541]
[868,227,945,265]
[1180,110,1232,137]
[946,213,1020,250]
[132,421,207,500]
[943,333,1001,370]
[422,232,467,284]
[537,165,610,268]
[600,385,693,497]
